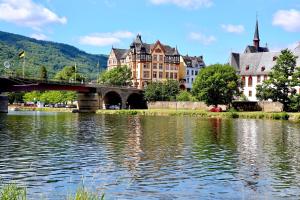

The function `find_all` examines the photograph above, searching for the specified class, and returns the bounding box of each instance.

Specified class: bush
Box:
[176,91,197,102]
[0,183,27,200]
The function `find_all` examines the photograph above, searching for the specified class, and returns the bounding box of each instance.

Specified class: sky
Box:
[1,0,300,65]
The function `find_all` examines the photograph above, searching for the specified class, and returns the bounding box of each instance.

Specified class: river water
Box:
[0,111,300,199]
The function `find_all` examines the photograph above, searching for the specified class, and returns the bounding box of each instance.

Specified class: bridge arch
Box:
[103,91,122,109]
[126,93,147,109]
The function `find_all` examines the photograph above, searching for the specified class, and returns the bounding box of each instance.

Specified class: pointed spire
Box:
[254,19,260,41]
[253,18,260,49]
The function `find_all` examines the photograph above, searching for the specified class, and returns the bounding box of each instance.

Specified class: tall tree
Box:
[192,64,240,107]
[256,49,300,111]
[98,66,132,86]
[39,66,48,80]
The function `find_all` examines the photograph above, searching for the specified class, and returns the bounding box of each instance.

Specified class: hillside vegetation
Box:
[0,31,107,80]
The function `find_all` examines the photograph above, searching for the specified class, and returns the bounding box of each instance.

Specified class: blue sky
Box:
[1,0,300,65]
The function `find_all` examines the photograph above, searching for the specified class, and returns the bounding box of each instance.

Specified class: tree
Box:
[144,80,180,101]
[192,64,240,107]
[98,66,132,86]
[54,66,85,82]
[39,66,48,80]
[256,49,300,111]
[23,91,41,103]
[176,91,197,102]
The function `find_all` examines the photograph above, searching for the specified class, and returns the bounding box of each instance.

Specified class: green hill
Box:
[0,31,108,80]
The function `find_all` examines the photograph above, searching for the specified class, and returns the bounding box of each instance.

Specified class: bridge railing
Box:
[1,75,141,90]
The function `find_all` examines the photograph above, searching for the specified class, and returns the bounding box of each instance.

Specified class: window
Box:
[187,78,190,83]
[261,66,265,71]
[257,75,261,83]
[159,72,163,78]
[159,55,163,61]
[242,76,245,87]
[143,71,150,78]
[153,71,157,79]
[273,56,277,61]
[248,76,253,87]
[159,63,163,70]
[174,73,177,79]
[153,55,157,61]
[246,65,250,71]
[166,65,169,70]
[187,70,189,75]
[170,72,173,79]
[249,90,252,97]
[195,70,198,75]
[166,72,169,79]
[264,75,267,81]
[191,70,194,76]
[191,78,194,83]
[153,63,157,69]
[144,64,149,69]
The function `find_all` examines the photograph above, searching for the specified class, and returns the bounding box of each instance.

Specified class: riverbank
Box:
[96,109,300,121]
[8,106,73,112]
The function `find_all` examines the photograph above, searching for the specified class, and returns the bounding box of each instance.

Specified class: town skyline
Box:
[1,0,300,64]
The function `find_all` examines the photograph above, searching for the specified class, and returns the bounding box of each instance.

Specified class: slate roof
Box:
[118,35,180,57]
[244,45,269,53]
[182,55,205,68]
[231,49,300,76]
[112,48,129,60]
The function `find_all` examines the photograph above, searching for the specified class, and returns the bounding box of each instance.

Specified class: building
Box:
[181,55,205,90]
[107,34,185,89]
[230,19,300,101]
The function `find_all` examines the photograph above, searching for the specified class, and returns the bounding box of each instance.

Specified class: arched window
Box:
[248,76,253,87]
[242,76,246,87]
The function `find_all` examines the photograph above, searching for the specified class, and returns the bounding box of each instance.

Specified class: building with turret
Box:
[107,35,185,89]
[230,19,300,101]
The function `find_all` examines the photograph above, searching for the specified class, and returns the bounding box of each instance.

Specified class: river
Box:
[0,111,300,199]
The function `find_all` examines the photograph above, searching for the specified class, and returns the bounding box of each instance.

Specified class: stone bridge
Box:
[0,77,147,113]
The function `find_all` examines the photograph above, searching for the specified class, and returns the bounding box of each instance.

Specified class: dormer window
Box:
[261,66,265,71]
[246,65,250,71]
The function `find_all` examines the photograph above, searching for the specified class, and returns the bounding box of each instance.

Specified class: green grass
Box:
[0,183,104,200]
[0,183,26,200]
[67,186,104,200]
[96,109,297,121]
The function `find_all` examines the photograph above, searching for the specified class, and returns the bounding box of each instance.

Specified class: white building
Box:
[230,19,300,101]
[181,55,205,90]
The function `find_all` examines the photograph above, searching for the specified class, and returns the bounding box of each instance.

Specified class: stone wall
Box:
[148,101,284,112]
[147,101,227,111]
[258,101,283,112]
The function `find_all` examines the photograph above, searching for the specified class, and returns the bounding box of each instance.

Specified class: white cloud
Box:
[150,0,213,9]
[273,9,300,32]
[79,31,134,47]
[31,33,48,40]
[221,24,245,34]
[0,0,67,29]
[189,32,216,45]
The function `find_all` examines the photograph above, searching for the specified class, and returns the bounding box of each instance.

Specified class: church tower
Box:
[253,19,260,49]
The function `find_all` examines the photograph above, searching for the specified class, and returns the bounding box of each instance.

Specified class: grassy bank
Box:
[0,183,104,200]
[9,106,73,113]
[96,109,300,121]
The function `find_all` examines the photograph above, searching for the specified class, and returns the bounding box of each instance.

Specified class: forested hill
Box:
[0,31,108,80]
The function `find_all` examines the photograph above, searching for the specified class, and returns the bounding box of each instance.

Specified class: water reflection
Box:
[0,112,300,199]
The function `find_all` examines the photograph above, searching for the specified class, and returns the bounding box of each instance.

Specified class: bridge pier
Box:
[77,92,100,113]
[0,94,8,113]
